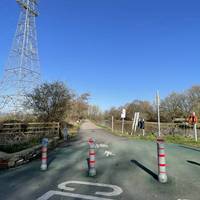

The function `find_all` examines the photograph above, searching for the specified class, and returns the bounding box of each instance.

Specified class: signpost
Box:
[134,112,140,133]
[194,123,197,142]
[121,109,126,134]
[187,112,198,142]
[131,112,140,135]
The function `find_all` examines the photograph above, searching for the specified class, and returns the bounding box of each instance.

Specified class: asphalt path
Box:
[0,120,200,200]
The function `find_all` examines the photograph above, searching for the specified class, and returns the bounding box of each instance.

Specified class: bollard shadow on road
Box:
[130,160,158,180]
[47,155,56,167]
[58,143,72,148]
[179,145,200,152]
[187,160,200,166]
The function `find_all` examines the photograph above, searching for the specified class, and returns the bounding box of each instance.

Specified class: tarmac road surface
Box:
[0,120,200,200]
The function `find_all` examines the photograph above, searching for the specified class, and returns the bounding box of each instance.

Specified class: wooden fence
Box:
[0,122,60,145]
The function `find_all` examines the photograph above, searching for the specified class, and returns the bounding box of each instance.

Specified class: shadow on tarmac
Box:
[47,155,56,167]
[179,145,200,152]
[131,160,158,180]
[187,160,200,166]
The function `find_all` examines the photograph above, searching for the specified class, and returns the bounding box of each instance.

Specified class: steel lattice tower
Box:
[0,0,41,114]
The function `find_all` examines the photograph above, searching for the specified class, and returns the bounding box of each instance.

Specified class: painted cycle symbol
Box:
[37,180,123,200]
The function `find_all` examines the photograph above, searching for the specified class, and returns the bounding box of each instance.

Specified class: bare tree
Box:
[24,81,73,122]
[104,101,155,121]
[88,105,103,121]
[69,93,90,120]
[125,100,155,121]
[186,86,200,115]
[160,92,184,121]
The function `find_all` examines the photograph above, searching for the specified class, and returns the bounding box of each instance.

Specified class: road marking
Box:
[96,144,109,148]
[36,181,123,200]
[58,181,123,197]
[104,151,115,157]
[177,199,190,200]
[36,190,114,200]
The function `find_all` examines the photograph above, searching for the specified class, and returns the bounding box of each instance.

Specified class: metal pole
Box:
[122,118,124,134]
[194,123,198,142]
[131,113,136,135]
[134,112,139,133]
[157,91,161,137]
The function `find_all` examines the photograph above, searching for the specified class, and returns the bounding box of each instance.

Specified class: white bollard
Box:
[157,138,167,183]
[63,126,68,141]
[88,138,96,177]
[41,138,48,171]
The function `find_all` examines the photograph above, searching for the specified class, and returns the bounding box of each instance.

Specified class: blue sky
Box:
[0,0,200,110]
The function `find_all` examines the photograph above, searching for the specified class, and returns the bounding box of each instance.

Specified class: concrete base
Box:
[89,168,96,177]
[158,173,167,183]
[41,164,47,171]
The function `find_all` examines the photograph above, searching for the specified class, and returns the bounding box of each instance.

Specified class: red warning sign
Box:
[187,112,198,125]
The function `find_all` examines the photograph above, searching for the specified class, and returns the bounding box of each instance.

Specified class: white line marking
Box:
[104,151,115,157]
[177,199,190,200]
[96,144,109,148]
[36,190,114,200]
[58,181,123,197]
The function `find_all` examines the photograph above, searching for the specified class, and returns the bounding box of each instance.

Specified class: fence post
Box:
[41,138,48,171]
[157,137,167,183]
[112,116,114,132]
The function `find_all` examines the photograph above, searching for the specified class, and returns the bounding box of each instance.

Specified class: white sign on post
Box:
[121,109,126,134]
[131,112,140,135]
[121,109,126,119]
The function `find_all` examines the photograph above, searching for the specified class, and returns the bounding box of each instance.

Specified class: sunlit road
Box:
[0,121,200,200]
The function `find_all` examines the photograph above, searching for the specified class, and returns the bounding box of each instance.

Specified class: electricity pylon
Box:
[0,0,41,114]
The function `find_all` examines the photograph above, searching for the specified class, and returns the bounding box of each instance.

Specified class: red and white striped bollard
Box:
[88,138,96,177]
[41,138,48,171]
[157,137,167,183]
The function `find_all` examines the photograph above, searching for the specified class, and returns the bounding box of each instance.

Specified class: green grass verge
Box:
[97,124,200,148]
